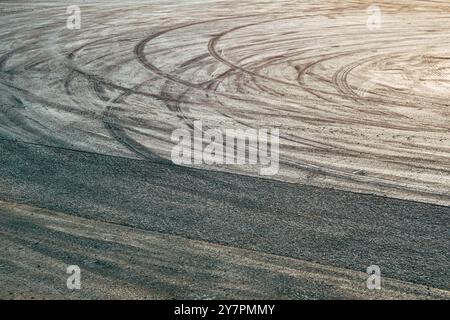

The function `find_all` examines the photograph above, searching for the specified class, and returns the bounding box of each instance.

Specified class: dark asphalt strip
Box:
[0,139,448,289]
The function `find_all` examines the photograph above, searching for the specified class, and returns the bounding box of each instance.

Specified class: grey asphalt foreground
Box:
[0,138,448,299]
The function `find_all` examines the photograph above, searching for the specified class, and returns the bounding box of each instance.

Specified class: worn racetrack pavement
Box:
[0,0,449,299]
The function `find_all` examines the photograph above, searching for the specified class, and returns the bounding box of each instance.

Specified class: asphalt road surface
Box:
[0,0,449,299]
